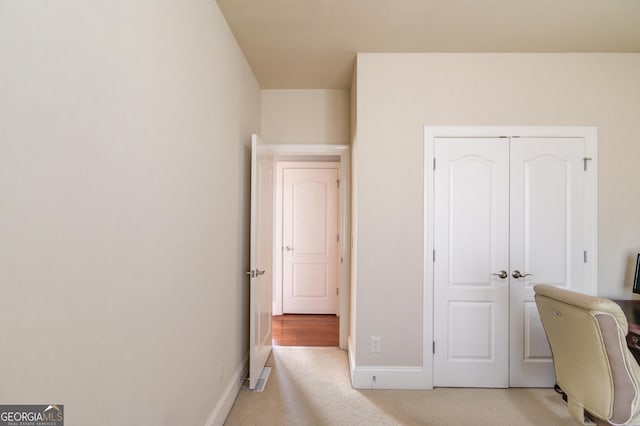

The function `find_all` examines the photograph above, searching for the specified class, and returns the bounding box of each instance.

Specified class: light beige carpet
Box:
[225,347,578,426]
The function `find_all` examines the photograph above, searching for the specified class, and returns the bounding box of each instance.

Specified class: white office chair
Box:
[534,284,640,425]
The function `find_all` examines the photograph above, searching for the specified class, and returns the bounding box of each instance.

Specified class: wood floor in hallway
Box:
[272,314,339,347]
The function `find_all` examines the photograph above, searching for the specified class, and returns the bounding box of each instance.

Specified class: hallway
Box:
[272,315,339,347]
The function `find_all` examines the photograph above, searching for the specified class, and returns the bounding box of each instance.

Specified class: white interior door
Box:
[433,138,510,387]
[282,167,339,314]
[248,134,274,390]
[432,129,595,388]
[509,137,586,387]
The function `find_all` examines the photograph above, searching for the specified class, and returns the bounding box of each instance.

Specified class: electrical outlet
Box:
[371,336,381,353]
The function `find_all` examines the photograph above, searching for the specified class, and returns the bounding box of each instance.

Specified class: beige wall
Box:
[354,53,640,367]
[0,1,260,424]
[261,89,350,144]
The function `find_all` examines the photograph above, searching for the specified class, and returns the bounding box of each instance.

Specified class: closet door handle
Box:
[492,270,508,279]
[512,270,533,279]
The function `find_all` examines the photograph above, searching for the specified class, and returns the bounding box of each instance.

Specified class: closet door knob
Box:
[512,270,533,279]
[492,271,508,279]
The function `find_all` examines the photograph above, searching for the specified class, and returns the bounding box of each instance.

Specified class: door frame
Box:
[423,126,598,388]
[269,144,351,349]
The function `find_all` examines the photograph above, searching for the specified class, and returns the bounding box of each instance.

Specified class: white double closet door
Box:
[432,133,595,387]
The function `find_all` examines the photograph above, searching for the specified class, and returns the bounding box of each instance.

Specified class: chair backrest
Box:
[534,284,640,424]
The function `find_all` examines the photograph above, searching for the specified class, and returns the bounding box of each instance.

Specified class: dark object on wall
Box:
[633,254,640,295]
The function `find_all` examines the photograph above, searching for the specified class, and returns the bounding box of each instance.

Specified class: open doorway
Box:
[269,145,350,349]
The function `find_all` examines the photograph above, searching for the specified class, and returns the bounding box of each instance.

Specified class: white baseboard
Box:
[348,336,431,390]
[204,353,249,426]
[351,364,431,390]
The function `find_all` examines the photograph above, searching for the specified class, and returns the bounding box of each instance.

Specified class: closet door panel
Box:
[509,137,585,386]
[433,137,510,387]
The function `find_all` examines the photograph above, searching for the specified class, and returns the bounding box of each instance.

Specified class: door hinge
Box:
[433,249,436,262]
[433,341,435,354]
[336,288,339,296]
[337,234,340,242]
[433,158,436,170]
[584,250,588,263]
[583,157,592,171]
[337,179,340,188]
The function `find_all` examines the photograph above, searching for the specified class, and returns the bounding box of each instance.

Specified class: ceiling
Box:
[216,0,640,89]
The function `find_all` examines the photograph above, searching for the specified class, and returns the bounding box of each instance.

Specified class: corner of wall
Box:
[205,353,249,426]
